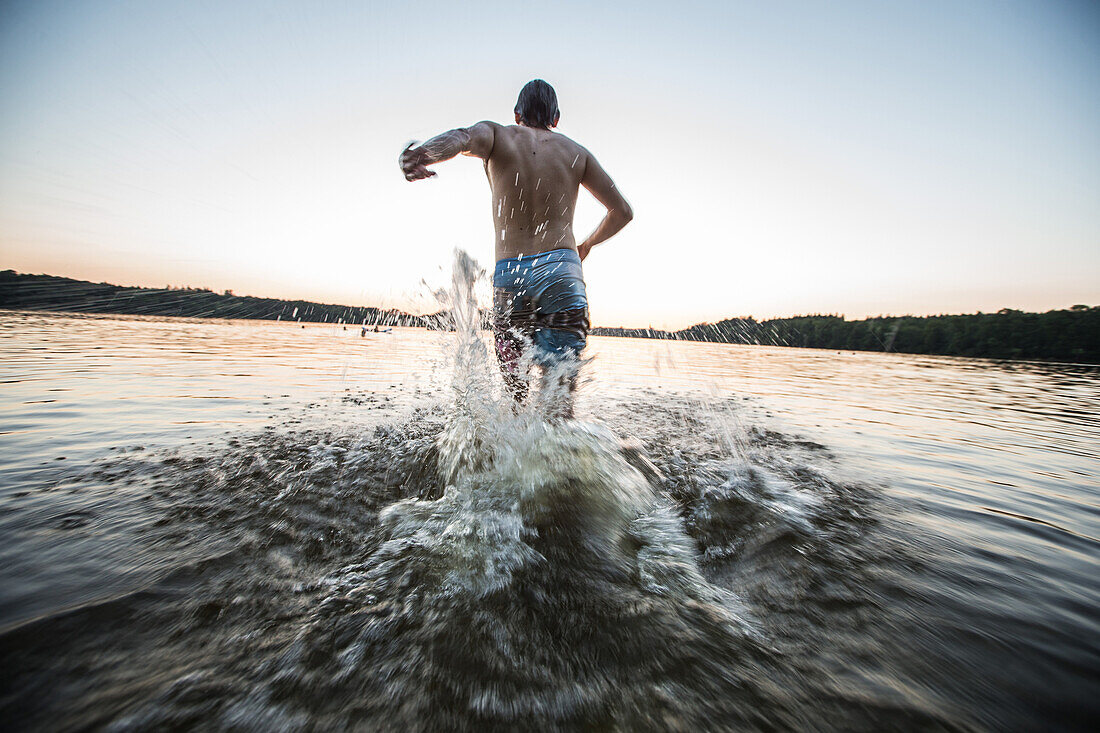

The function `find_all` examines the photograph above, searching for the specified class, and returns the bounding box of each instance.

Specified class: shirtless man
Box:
[400,79,633,413]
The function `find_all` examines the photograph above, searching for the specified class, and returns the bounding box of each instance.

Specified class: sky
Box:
[1,0,1097,329]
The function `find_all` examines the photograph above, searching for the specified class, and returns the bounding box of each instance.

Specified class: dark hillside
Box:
[0,270,434,327]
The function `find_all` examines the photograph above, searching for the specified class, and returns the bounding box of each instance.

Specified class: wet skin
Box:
[400,115,632,263]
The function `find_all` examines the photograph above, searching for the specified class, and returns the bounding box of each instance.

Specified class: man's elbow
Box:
[452,128,473,154]
[617,203,634,224]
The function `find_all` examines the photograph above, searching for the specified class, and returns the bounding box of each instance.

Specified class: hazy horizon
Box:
[4,265,1095,328]
[2,1,1098,329]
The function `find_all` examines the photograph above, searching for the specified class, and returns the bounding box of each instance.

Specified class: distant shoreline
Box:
[0,270,438,329]
[2,270,1097,363]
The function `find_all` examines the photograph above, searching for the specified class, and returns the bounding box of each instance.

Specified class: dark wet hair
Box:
[514,79,559,130]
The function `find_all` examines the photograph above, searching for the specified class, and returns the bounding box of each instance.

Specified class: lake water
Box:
[1,294,1098,730]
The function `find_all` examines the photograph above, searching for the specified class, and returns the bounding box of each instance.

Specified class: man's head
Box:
[514,79,559,129]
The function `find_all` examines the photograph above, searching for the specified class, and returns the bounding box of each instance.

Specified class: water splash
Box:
[434,249,496,482]
[405,250,740,605]
[265,249,759,726]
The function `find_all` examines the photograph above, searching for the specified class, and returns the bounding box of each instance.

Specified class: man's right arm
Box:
[578,153,633,261]
[399,121,496,181]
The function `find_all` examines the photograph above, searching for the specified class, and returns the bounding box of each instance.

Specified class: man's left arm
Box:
[399,121,496,181]
[577,151,633,260]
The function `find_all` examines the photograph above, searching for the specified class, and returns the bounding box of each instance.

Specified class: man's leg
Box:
[492,288,532,406]
[494,326,530,406]
[533,327,585,419]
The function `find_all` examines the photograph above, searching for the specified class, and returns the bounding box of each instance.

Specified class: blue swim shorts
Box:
[492,248,589,367]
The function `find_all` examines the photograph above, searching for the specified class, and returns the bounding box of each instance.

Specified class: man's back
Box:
[482,123,586,261]
[400,106,630,267]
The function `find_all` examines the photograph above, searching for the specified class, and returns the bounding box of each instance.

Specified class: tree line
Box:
[3,270,1096,362]
[591,307,1100,363]
[0,270,439,328]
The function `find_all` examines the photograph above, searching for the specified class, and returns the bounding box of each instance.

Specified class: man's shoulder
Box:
[549,131,590,159]
[490,124,585,147]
